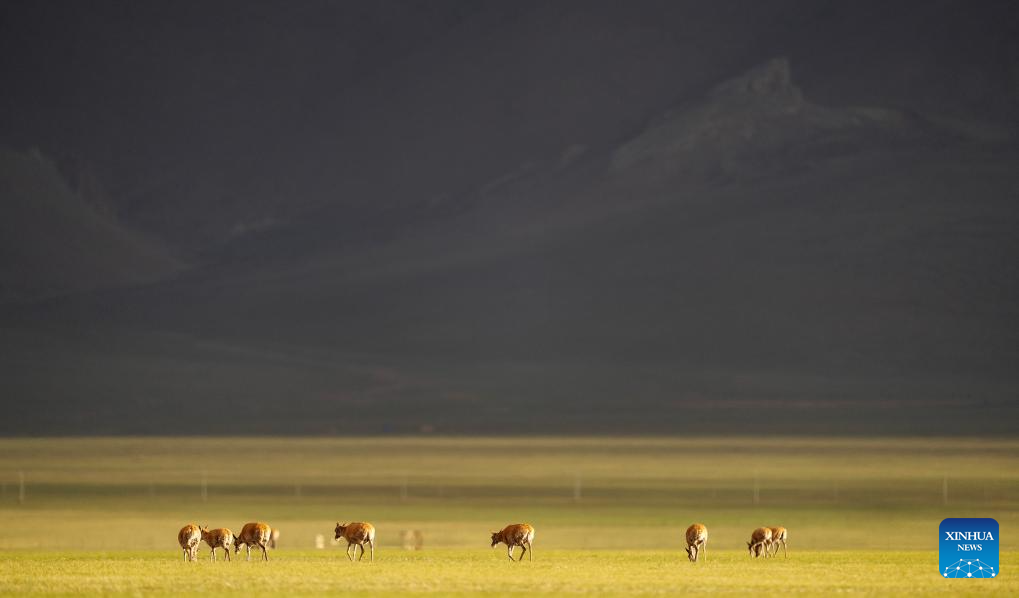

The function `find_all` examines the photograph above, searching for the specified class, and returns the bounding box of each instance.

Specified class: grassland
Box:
[2,550,1015,596]
[0,437,1017,595]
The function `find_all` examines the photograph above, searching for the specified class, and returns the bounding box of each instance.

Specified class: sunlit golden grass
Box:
[0,437,1016,593]
[0,549,1014,596]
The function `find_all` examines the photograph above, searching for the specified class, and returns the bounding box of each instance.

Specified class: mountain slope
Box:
[1,2,1017,434]
[3,58,1016,434]
[0,148,183,302]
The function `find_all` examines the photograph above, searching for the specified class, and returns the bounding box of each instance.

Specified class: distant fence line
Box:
[1,470,1013,507]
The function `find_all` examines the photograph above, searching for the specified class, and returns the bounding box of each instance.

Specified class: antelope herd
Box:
[178,521,785,563]
[746,525,789,559]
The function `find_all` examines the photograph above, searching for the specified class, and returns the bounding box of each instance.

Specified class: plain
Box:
[0,437,1016,595]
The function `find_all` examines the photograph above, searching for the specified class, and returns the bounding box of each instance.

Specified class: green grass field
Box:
[0,437,1016,595]
[2,550,1014,596]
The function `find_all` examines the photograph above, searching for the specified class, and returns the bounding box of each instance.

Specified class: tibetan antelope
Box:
[177,523,201,562]
[748,527,772,558]
[335,522,376,562]
[491,523,535,562]
[685,523,707,563]
[767,526,788,558]
[235,522,272,561]
[269,527,280,549]
[200,526,234,562]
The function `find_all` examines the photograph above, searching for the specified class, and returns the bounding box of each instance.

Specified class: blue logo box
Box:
[940,518,998,579]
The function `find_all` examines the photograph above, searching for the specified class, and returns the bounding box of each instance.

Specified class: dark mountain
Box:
[1,1,1017,434]
[0,148,181,302]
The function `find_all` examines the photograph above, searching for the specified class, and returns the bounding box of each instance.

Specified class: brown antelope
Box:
[235,522,272,561]
[335,522,376,562]
[491,523,535,562]
[177,523,201,562]
[200,526,234,562]
[767,526,788,558]
[685,523,707,563]
[268,527,280,549]
[748,527,772,558]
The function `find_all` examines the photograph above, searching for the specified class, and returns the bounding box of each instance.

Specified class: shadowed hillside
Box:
[0,149,182,302]
[0,1,1017,434]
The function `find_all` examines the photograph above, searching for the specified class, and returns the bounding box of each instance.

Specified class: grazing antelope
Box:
[491,523,535,562]
[748,527,772,559]
[269,527,280,549]
[335,522,376,562]
[235,522,272,561]
[177,523,201,562]
[685,523,708,563]
[768,526,788,558]
[200,526,234,562]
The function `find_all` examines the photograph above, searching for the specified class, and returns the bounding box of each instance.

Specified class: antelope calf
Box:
[747,527,772,558]
[491,523,535,562]
[200,526,234,562]
[335,522,376,562]
[269,527,280,549]
[177,523,201,562]
[685,523,707,563]
[768,526,788,558]
[235,522,272,561]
